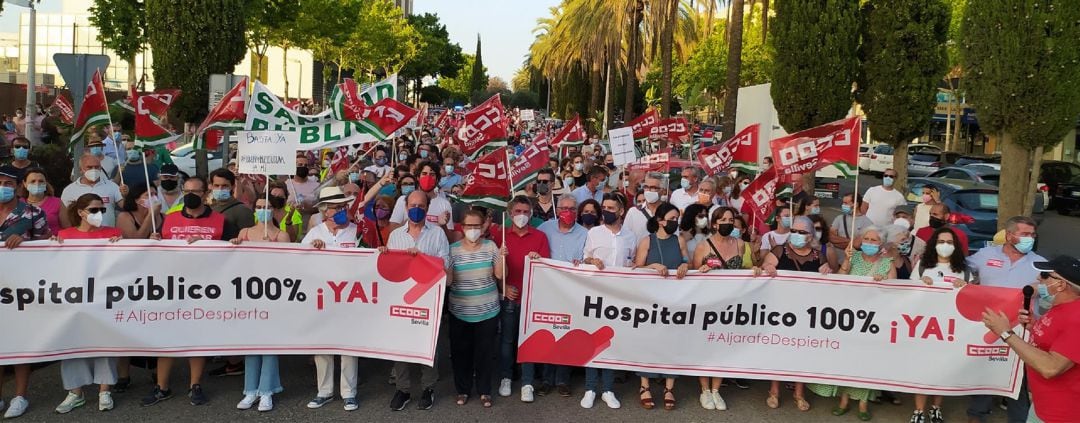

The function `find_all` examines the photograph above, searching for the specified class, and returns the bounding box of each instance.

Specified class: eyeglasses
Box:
[326,204,347,211]
[85,207,107,214]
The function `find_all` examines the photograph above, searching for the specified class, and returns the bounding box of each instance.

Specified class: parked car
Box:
[926,165,1001,186]
[953,154,1001,167]
[1040,160,1080,209]
[908,150,961,177]
[858,144,883,171]
[865,143,940,176]
[1053,174,1080,215]
[171,143,225,178]
[906,177,1045,253]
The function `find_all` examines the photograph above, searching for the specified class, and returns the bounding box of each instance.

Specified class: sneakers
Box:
[418,388,434,410]
[536,383,551,397]
[498,378,512,397]
[258,395,273,412]
[731,379,751,389]
[237,394,258,410]
[557,384,571,397]
[600,391,621,409]
[343,397,359,411]
[98,391,114,412]
[520,385,535,403]
[140,386,173,406]
[3,396,28,419]
[580,390,596,408]
[929,406,944,423]
[910,410,926,423]
[711,390,727,411]
[188,384,208,406]
[54,392,85,414]
[699,390,715,410]
[306,396,334,409]
[389,390,410,411]
[208,362,244,377]
[113,377,131,393]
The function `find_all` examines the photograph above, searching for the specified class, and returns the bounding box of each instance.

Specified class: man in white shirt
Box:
[61,155,124,227]
[390,161,454,231]
[624,172,667,243]
[363,148,392,178]
[670,167,702,210]
[583,194,638,270]
[862,168,907,226]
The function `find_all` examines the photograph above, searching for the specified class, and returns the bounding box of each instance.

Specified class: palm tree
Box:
[721,0,744,137]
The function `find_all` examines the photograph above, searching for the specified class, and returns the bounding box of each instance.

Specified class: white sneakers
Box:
[237,394,258,410]
[520,385,535,403]
[238,394,274,412]
[257,395,273,412]
[712,390,727,410]
[4,396,28,418]
[700,390,715,410]
[580,391,620,409]
[54,392,85,414]
[498,378,512,397]
[98,392,114,412]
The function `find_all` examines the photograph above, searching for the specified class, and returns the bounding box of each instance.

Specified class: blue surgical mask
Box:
[419,150,429,159]
[841,204,853,215]
[332,208,349,225]
[407,206,427,223]
[723,186,733,196]
[398,153,409,161]
[788,233,808,248]
[348,172,360,183]
[127,150,141,162]
[375,157,388,166]
[810,206,821,215]
[730,227,742,239]
[1037,282,1057,304]
[13,147,29,160]
[444,165,455,174]
[1014,236,1035,254]
[780,216,792,228]
[212,189,231,201]
[401,185,415,196]
[27,183,46,196]
[883,177,894,187]
[89,146,103,156]
[254,209,272,223]
[680,178,691,190]
[861,242,881,256]
[0,186,15,202]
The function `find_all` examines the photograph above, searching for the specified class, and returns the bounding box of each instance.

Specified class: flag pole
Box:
[263,176,270,240]
[107,105,124,187]
[849,167,860,251]
[502,147,513,299]
[141,150,156,234]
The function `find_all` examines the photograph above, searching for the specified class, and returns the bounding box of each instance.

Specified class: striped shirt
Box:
[447,240,500,322]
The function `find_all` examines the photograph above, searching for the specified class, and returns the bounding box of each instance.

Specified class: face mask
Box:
[183,193,204,209]
[789,233,808,248]
[296,166,310,178]
[212,189,231,201]
[723,186,733,196]
[1037,282,1057,304]
[660,194,668,202]
[398,153,409,161]
[680,178,691,190]
[579,213,598,227]
[418,174,437,192]
[935,243,955,258]
[407,206,427,223]
[899,240,912,255]
[332,208,349,225]
[126,150,141,162]
[922,194,933,204]
[348,172,360,183]
[535,182,551,195]
[717,223,735,237]
[444,165,455,174]
[883,176,894,187]
[13,147,29,160]
[860,242,881,256]
[270,196,286,209]
[730,227,742,239]
[574,163,584,172]
[375,157,388,166]
[815,230,824,240]
[375,208,390,220]
[780,216,792,228]
[695,216,709,229]
[512,214,530,228]
[89,146,103,156]
[644,191,660,204]
[601,210,618,225]
[662,220,678,234]
[0,186,15,203]
[401,185,416,196]
[464,229,483,242]
[841,204,853,215]
[740,182,750,190]
[697,193,712,205]
[928,216,946,229]
[160,179,179,191]
[809,206,821,215]
[85,211,104,227]
[84,169,101,182]
[27,183,46,196]
[137,197,157,210]
[563,177,574,188]
[606,163,616,170]
[1014,236,1035,254]
[419,150,430,159]
[558,209,576,226]
[254,209,272,223]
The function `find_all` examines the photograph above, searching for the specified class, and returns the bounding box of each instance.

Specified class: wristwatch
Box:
[1000,330,1016,341]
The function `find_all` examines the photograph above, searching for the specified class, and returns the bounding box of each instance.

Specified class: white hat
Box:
[316,186,351,205]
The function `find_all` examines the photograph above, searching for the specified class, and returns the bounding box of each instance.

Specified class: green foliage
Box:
[770,0,860,132]
[440,54,482,105]
[88,0,147,64]
[674,6,773,113]
[960,0,1080,150]
[244,0,299,55]
[296,0,364,80]
[146,0,247,121]
[29,144,74,194]
[470,36,487,97]
[856,0,950,146]
[419,85,451,105]
[507,90,540,110]
[401,13,465,82]
[345,0,422,78]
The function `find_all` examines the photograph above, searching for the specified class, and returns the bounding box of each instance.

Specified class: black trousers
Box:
[448,314,499,396]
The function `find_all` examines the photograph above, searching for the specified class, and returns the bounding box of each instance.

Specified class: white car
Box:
[170,144,225,178]
[865,143,941,176]
[858,144,883,171]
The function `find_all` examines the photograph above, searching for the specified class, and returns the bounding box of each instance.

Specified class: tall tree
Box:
[657,0,678,117]
[345,0,421,80]
[401,13,465,104]
[720,0,745,138]
[88,0,147,87]
[856,0,950,192]
[298,0,363,84]
[146,0,247,121]
[470,35,487,101]
[625,0,645,121]
[961,0,1080,222]
[243,0,300,85]
[441,53,481,105]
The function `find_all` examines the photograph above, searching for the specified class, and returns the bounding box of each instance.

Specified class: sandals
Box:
[639,386,655,410]
[455,394,469,406]
[832,406,850,416]
[480,395,493,408]
[766,393,780,409]
[663,388,676,411]
[795,396,811,412]
[857,410,872,421]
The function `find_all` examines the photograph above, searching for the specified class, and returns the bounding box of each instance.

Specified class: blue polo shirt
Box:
[538,219,587,263]
[967,245,1045,289]
[572,185,603,205]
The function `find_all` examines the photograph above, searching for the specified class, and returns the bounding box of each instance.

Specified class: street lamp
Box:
[7,0,37,142]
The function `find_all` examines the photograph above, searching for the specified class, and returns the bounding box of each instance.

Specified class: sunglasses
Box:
[85,207,107,214]
[790,230,811,235]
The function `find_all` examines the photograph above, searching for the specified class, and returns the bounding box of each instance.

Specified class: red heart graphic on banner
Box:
[517,330,557,363]
[376,251,446,304]
[954,284,1023,343]
[517,327,616,366]
[376,251,414,282]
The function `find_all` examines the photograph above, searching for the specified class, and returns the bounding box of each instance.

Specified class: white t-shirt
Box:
[364,164,392,178]
[623,205,657,244]
[390,193,455,230]
[301,222,359,248]
[669,188,696,211]
[584,224,639,268]
[911,261,969,286]
[863,185,907,226]
[60,179,124,228]
[759,230,790,251]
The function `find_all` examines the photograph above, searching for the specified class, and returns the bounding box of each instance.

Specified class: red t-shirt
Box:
[492,226,551,303]
[915,225,970,256]
[57,227,122,240]
[1026,299,1080,422]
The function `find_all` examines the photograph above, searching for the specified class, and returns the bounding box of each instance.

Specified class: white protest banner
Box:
[0,241,446,367]
[246,82,380,150]
[608,126,637,167]
[237,131,301,175]
[518,259,1025,398]
[520,109,535,121]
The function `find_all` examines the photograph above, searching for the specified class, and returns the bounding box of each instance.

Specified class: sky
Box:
[0,0,559,83]
[413,0,560,84]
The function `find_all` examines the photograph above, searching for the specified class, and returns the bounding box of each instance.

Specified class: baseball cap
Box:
[1033,256,1080,286]
[160,164,180,177]
[0,164,21,181]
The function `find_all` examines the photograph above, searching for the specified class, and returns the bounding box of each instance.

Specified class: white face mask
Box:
[86,211,104,227]
[935,243,956,258]
[512,214,530,228]
[84,169,101,182]
[644,191,660,204]
[695,216,708,229]
[464,229,482,242]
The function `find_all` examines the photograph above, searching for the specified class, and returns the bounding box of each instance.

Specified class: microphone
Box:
[1022,285,1034,311]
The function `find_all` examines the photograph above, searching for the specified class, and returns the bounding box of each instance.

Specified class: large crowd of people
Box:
[0,115,1078,423]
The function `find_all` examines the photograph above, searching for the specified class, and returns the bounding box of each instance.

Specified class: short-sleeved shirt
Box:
[831,213,874,240]
[57,226,122,240]
[538,220,587,263]
[438,173,462,192]
[1026,299,1080,422]
[0,200,51,241]
[301,222,359,248]
[669,188,696,211]
[910,261,970,285]
[390,193,455,230]
[61,179,124,228]
[387,221,451,269]
[862,185,907,226]
[584,224,638,268]
[571,185,603,205]
[966,246,1045,289]
[493,226,551,302]
[286,177,321,208]
[447,240,501,322]
[759,230,791,251]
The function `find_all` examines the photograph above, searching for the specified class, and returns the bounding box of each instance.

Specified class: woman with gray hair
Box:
[881,224,915,280]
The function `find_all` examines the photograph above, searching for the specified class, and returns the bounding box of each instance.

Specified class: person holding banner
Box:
[116,183,164,239]
[19,167,62,234]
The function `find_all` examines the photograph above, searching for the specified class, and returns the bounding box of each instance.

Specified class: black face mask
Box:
[579,213,598,227]
[160,179,178,192]
[183,193,203,210]
[662,221,678,235]
[601,210,619,225]
[269,196,286,209]
[717,223,735,237]
[535,182,551,195]
[296,166,310,178]
[929,216,946,229]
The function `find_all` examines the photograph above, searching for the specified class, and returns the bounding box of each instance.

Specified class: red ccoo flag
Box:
[698,123,760,176]
[769,116,861,179]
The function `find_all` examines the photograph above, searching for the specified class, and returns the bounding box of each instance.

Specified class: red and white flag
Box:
[459,146,511,209]
[135,95,182,147]
[51,95,75,125]
[769,117,861,179]
[549,115,585,148]
[71,69,111,145]
[650,117,690,142]
[195,77,247,149]
[739,166,781,225]
[625,110,659,141]
[698,124,760,176]
[453,95,509,158]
